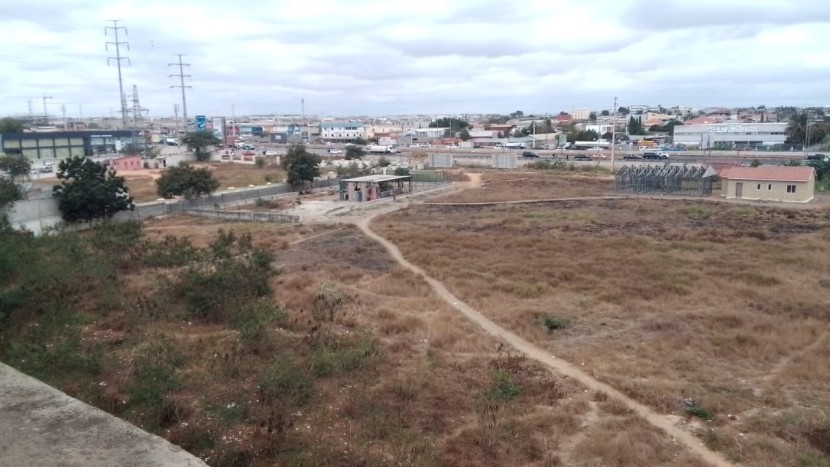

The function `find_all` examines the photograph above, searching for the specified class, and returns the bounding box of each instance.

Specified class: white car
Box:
[264,150,279,156]
[328,148,344,154]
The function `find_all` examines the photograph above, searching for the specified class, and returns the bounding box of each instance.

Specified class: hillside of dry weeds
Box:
[0,217,713,466]
[374,198,830,466]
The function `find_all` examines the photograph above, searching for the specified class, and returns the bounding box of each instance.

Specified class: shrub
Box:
[543,315,568,331]
[686,406,713,420]
[483,369,521,402]
[260,357,314,406]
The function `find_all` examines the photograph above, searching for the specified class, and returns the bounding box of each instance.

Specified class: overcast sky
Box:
[1,0,829,119]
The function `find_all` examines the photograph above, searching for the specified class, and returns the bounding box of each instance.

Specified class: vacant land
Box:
[374,196,830,466]
[123,162,287,202]
[0,216,713,466]
[434,171,614,203]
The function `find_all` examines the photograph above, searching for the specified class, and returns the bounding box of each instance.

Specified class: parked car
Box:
[328,148,343,154]
[587,147,604,151]
[573,154,591,161]
[242,150,256,156]
[521,151,538,158]
[623,153,642,160]
[264,150,279,156]
[642,152,668,160]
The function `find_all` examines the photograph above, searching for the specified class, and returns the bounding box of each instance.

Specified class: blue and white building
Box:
[673,122,788,149]
[320,122,365,143]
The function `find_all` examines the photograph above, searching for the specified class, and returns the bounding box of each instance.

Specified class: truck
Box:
[504,142,525,149]
[367,145,394,154]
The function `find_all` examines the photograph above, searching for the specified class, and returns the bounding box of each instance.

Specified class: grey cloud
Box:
[622,0,830,30]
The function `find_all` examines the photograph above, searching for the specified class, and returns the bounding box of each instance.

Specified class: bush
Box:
[686,406,713,420]
[543,315,567,331]
[260,357,314,406]
[378,157,391,167]
[156,163,220,199]
[483,370,520,402]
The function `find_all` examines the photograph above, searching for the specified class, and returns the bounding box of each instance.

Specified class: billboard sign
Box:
[195,115,207,132]
[212,117,225,141]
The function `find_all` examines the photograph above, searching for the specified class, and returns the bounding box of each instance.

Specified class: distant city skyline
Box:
[1,0,829,119]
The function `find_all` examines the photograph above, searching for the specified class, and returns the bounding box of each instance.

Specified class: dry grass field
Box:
[434,171,615,203]
[123,162,287,202]
[1,214,713,466]
[373,193,830,466]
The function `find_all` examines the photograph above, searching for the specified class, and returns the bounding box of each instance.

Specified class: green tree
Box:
[0,118,25,134]
[345,145,365,160]
[353,136,367,146]
[429,117,470,130]
[335,162,371,178]
[155,163,220,199]
[618,107,630,115]
[459,128,471,141]
[52,156,134,223]
[392,167,410,176]
[628,116,644,135]
[0,154,31,182]
[377,157,391,167]
[509,110,524,118]
[0,179,24,209]
[786,112,827,147]
[600,110,610,116]
[181,132,222,161]
[588,112,597,122]
[280,144,321,192]
[576,130,600,141]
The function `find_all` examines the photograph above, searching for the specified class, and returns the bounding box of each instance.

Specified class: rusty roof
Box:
[719,166,815,182]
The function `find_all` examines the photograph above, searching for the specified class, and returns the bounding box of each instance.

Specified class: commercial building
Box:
[320,122,365,142]
[673,123,788,149]
[0,131,139,161]
[719,166,815,203]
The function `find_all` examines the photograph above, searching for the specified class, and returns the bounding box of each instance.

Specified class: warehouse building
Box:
[0,131,138,161]
[673,122,787,149]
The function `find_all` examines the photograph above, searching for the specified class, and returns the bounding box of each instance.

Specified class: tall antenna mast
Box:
[169,54,191,132]
[105,20,130,127]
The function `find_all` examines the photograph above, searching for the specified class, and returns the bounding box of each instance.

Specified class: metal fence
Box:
[615,165,713,196]
[186,209,300,223]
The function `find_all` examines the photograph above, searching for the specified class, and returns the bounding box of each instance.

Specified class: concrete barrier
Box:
[0,362,206,467]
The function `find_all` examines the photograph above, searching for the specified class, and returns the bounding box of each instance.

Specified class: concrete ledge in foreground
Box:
[0,362,206,467]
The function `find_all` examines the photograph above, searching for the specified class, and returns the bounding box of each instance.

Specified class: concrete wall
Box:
[2,178,341,235]
[722,178,814,203]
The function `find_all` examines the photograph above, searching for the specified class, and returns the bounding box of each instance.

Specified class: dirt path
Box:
[354,210,734,467]
[763,325,830,386]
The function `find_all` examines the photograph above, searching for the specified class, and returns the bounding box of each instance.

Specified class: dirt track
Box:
[347,179,735,467]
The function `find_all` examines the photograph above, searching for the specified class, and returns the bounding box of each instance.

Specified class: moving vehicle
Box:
[327,148,344,154]
[162,138,180,146]
[623,153,642,160]
[504,142,525,149]
[264,150,279,156]
[521,151,538,158]
[642,152,669,160]
[807,153,828,162]
[573,154,591,161]
[367,145,394,154]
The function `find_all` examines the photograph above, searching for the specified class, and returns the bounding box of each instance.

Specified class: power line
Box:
[169,54,191,132]
[105,19,130,127]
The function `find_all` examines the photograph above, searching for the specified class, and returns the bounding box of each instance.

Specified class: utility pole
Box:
[173,104,180,133]
[105,20,130,128]
[169,54,191,132]
[611,96,618,173]
[61,104,67,130]
[40,96,53,122]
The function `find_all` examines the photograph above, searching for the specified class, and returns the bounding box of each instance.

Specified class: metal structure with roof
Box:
[615,164,713,196]
[339,174,412,202]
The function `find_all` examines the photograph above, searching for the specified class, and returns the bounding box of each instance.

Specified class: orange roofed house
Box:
[718,166,815,203]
